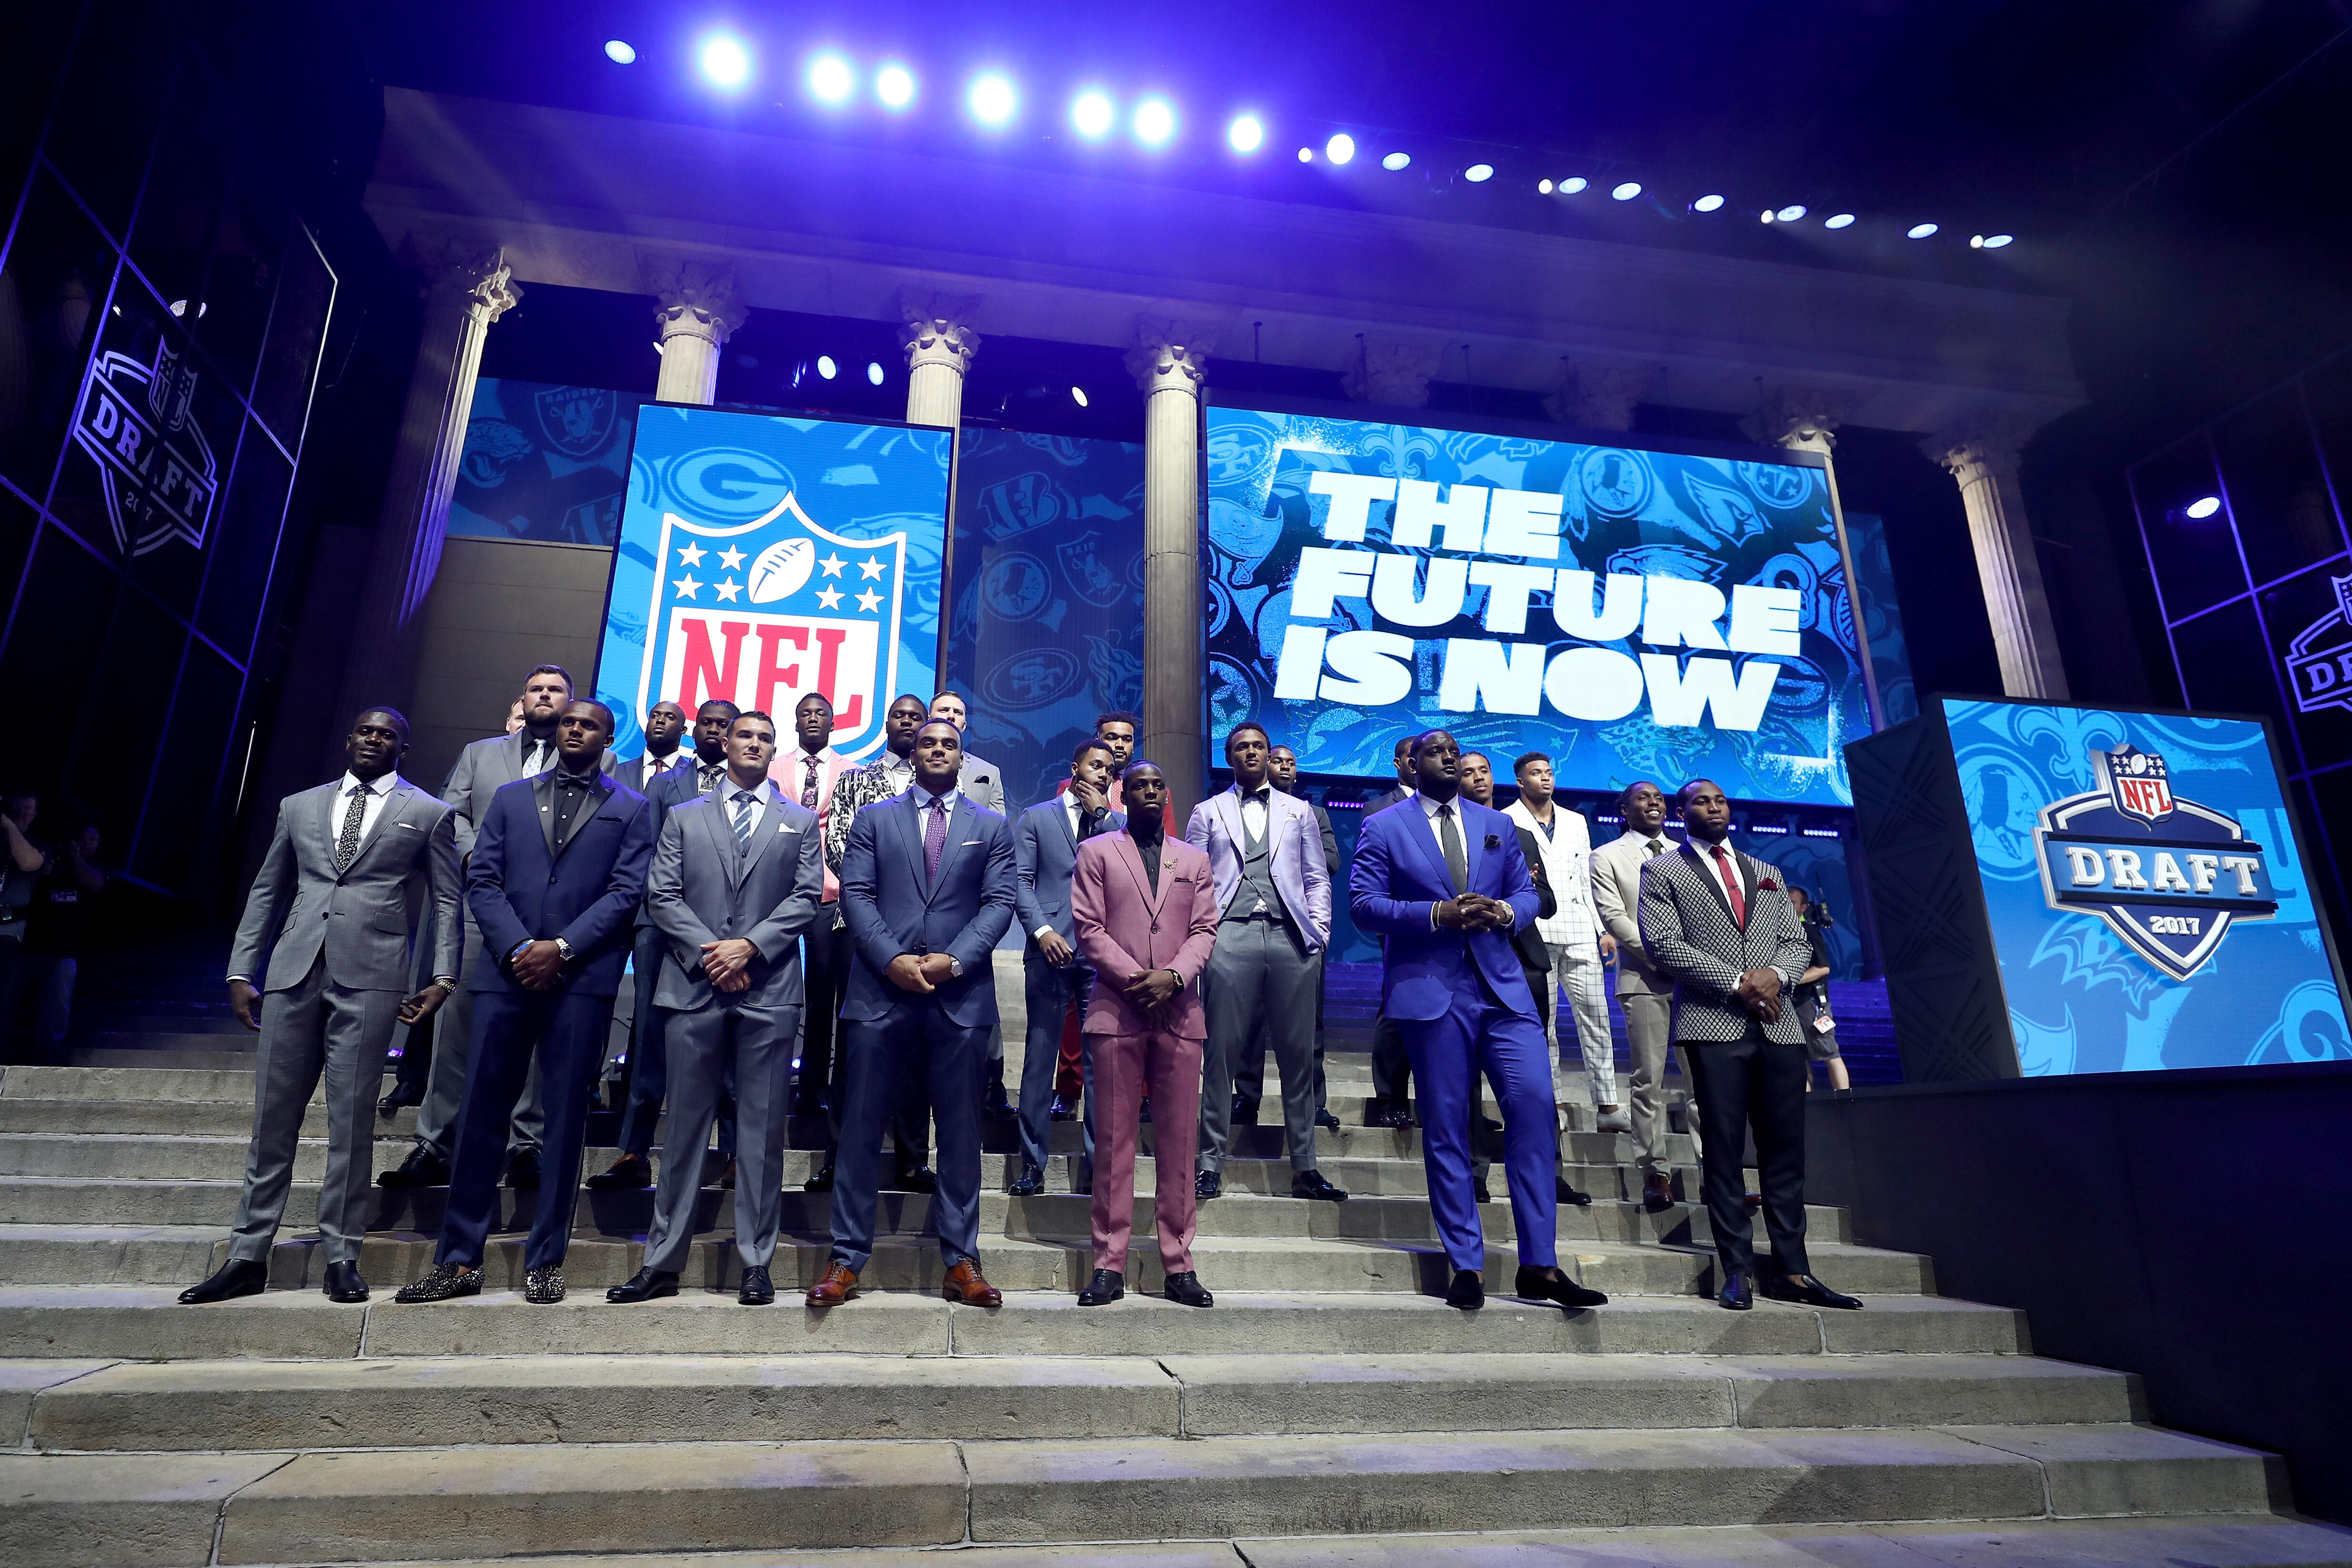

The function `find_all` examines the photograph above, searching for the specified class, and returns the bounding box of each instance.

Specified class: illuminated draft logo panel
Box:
[2284,573,2352,717]
[70,342,218,557]
[593,406,952,764]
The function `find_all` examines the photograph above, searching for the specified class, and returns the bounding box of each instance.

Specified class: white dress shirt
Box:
[1692,834,1747,911]
[1411,791,1513,931]
[721,776,779,843]
[1034,793,1106,940]
[1236,782,1272,844]
[636,749,684,791]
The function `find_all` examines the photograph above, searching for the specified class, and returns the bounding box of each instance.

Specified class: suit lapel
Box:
[1679,842,1739,930]
[696,794,741,891]
[925,794,971,904]
[342,783,408,875]
[1392,799,1454,899]
[1111,831,1168,915]
[1737,850,1761,933]
[1458,799,1486,893]
[895,791,931,901]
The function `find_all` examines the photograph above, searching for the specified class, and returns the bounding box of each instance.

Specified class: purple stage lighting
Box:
[1325,133,1356,165]
[816,356,838,381]
[1693,194,1725,212]
[603,40,636,65]
[1297,146,1314,162]
[1464,163,1493,182]
[969,73,1018,127]
[1824,212,1856,229]
[1071,90,1114,139]
[875,64,915,108]
[1973,233,2014,249]
[1133,98,1176,147]
[2184,496,2222,519]
[697,34,751,90]
[807,54,855,106]
[1227,114,1265,154]
[866,361,886,385]
[1610,181,1641,201]
[1560,177,1588,193]
[1907,221,1939,239]
[1382,151,1410,171]
[1775,204,1807,222]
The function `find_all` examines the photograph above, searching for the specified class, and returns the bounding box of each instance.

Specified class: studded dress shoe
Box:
[1642,1172,1676,1211]
[505,1149,542,1190]
[523,1266,565,1304]
[179,1257,268,1305]
[377,1145,448,1189]
[1194,1168,1221,1200]
[1077,1267,1126,1306]
[1515,1264,1608,1309]
[942,1258,1002,1307]
[607,1267,679,1304]
[1762,1272,1863,1310]
[1006,1161,1046,1197]
[1718,1270,1755,1311]
[322,1261,369,1304]
[395,1264,483,1303]
[586,1154,653,1191]
[805,1261,861,1307]
[1556,1176,1594,1207]
[804,1163,836,1192]
[892,1163,938,1194]
[1445,1268,1485,1309]
[376,1080,424,1116]
[1162,1270,1214,1308]
[1292,1171,1349,1202]
[738,1265,775,1306]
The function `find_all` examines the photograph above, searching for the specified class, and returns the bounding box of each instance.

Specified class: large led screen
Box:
[1205,403,1876,804]
[592,405,952,762]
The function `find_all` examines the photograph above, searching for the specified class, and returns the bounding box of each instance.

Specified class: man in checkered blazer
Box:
[1637,778,1860,1314]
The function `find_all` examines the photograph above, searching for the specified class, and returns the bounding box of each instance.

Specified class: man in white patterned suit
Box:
[1638,778,1859,1313]
[609,711,824,1307]
[181,707,461,1305]
[1503,753,1625,1134]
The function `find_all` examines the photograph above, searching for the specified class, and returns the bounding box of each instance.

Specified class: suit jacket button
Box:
[549,874,559,884]
[1150,921,1159,933]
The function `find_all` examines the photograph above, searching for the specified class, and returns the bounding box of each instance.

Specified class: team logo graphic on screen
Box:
[70,342,219,557]
[532,386,620,460]
[633,492,907,760]
[2033,744,2279,981]
[2284,574,2352,717]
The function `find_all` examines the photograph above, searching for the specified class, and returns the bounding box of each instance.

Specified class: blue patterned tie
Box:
[732,789,757,854]
[923,796,949,884]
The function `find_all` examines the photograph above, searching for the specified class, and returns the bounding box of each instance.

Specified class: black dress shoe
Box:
[376,1080,424,1116]
[1229,1095,1259,1126]
[1314,1108,1342,1130]
[1472,1177,1493,1204]
[1718,1270,1755,1311]
[586,1154,653,1191]
[377,1145,448,1189]
[981,1087,1015,1120]
[738,1265,775,1306]
[505,1149,542,1189]
[322,1261,369,1304]
[1478,1114,1503,1133]
[180,1258,268,1305]
[1762,1272,1863,1310]
[1048,1093,1076,1122]
[1138,1096,1151,1124]
[1291,1171,1348,1202]
[1077,1267,1126,1306]
[1515,1263,1607,1309]
[1194,1168,1221,1200]
[892,1163,937,1194]
[1006,1161,1045,1197]
[607,1267,680,1304]
[1556,1176,1594,1207]
[804,1163,836,1192]
[1162,1270,1213,1308]
[716,1159,737,1190]
[1445,1268,1484,1309]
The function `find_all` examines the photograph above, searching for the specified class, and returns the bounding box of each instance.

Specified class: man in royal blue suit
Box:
[397,699,656,1307]
[807,719,1017,1308]
[1349,728,1609,1313]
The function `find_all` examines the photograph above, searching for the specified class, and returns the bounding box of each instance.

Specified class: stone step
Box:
[0,1424,2282,1565]
[0,1098,422,1139]
[0,1065,290,1104]
[0,1226,228,1286]
[0,1287,2028,1361]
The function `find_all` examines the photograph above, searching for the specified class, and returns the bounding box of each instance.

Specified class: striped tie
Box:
[732,789,758,854]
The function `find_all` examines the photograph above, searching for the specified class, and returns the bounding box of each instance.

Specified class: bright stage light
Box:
[1071,386,1090,407]
[1297,146,1313,162]
[866,361,885,386]
[1776,204,1807,222]
[603,40,636,65]
[1071,90,1114,138]
[1693,193,1724,212]
[1760,210,1775,223]
[1325,133,1355,165]
[1560,177,1588,193]
[2184,496,2222,520]
[968,73,1018,127]
[1382,151,1410,171]
[1610,181,1640,201]
[1979,233,2014,249]
[875,63,915,108]
[816,356,838,381]
[1133,98,1176,146]
[807,54,855,105]
[1227,114,1265,153]
[698,34,751,90]
[1464,163,1494,183]
[1907,222,1939,239]
[1824,212,1855,229]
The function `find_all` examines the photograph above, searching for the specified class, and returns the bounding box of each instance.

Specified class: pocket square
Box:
[1483,834,1501,849]
[960,839,983,845]
[397,822,421,830]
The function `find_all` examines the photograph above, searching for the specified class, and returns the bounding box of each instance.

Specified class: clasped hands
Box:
[700,938,759,994]
[885,952,958,994]
[1734,966,1784,1023]
[1434,894,1515,933]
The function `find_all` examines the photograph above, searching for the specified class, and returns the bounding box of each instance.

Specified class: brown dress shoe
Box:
[941,1258,1002,1307]
[1642,1172,1675,1211]
[804,1261,861,1307]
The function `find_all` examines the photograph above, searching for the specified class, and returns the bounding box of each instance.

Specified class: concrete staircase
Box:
[1,1053,2344,1567]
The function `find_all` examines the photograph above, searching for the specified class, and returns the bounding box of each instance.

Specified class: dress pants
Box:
[1089,1028,1201,1274]
[1018,948,1097,1176]
[1545,942,1616,1106]
[642,1001,799,1275]
[797,918,849,1110]
[819,927,930,1171]
[1198,915,1321,1174]
[1402,983,1558,1273]
[1370,1010,1411,1111]
[828,1003,986,1272]
[613,929,737,1166]
[415,912,545,1161]
[1235,947,1330,1121]
[228,956,397,1264]
[1621,989,1698,1177]
[1684,1022,1809,1280]
[436,987,612,1271]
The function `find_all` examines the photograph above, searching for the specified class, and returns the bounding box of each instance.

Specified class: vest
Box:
[1226,792,1289,924]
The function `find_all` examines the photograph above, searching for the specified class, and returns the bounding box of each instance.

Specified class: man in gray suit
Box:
[1186,722,1345,1202]
[1590,777,1700,1210]
[380,664,617,1190]
[181,708,461,1304]
[608,711,823,1307]
[1008,738,1126,1195]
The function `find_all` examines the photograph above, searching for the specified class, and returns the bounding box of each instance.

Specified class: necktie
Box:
[1645,837,1665,858]
[1712,844,1747,926]
[523,742,550,776]
[1079,806,1104,841]
[732,789,758,854]
[923,796,949,884]
[801,755,821,809]
[699,762,724,794]
[334,784,367,872]
[1436,803,1468,896]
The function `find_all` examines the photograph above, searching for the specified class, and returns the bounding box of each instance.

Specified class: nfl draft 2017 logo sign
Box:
[70,342,218,557]
[634,492,908,760]
[2034,744,2279,981]
[2285,574,2352,715]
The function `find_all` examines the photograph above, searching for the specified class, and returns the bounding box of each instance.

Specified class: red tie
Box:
[1712,845,1746,927]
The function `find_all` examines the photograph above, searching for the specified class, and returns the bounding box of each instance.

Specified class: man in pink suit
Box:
[1068,761,1221,1308]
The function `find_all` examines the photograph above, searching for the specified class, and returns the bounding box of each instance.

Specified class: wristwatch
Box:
[554,937,576,963]
[946,956,965,979]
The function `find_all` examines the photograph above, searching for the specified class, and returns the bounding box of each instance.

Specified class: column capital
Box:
[1126,322,1215,397]
[1923,411,2038,480]
[1743,386,1852,452]
[899,289,984,376]
[640,255,747,348]
[404,238,523,324]
[1340,337,1441,410]
[1543,362,1650,431]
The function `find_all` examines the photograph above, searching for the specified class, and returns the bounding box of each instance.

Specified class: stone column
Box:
[642,257,745,406]
[1126,325,1213,821]
[1544,362,1650,431]
[1925,416,2069,700]
[1747,388,1884,729]
[901,291,982,429]
[341,241,521,725]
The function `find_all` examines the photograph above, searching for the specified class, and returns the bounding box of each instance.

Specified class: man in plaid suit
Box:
[1637,779,1860,1314]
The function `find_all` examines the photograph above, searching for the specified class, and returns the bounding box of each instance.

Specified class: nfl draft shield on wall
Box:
[592,405,953,762]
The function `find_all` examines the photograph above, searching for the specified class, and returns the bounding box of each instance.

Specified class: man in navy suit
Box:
[1008,738,1126,1195]
[397,700,656,1307]
[1348,729,1608,1314]
[808,719,1017,1307]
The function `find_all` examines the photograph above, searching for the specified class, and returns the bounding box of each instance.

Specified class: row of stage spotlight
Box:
[603,35,2013,251]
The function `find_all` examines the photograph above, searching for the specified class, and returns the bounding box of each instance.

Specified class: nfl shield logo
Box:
[634,491,907,760]
[2099,745,2175,827]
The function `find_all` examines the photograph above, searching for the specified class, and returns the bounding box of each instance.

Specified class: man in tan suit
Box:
[1588,778,1702,1210]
